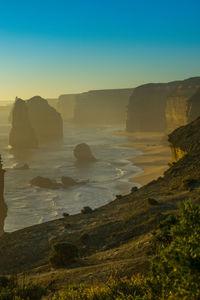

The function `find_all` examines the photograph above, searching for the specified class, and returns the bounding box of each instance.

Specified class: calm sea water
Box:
[0,110,142,232]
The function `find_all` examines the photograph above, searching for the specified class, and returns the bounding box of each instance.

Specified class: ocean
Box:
[0,109,142,232]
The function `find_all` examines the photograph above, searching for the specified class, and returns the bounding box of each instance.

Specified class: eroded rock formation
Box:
[74,143,97,164]
[30,176,87,189]
[26,96,63,142]
[9,98,38,149]
[9,96,63,149]
[30,176,59,189]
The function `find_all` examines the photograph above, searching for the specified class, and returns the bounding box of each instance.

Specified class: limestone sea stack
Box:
[9,98,38,149]
[9,96,63,149]
[74,143,97,164]
[26,96,63,142]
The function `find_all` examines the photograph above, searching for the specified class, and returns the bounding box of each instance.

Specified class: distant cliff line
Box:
[126,76,200,133]
[51,77,200,132]
[54,88,134,125]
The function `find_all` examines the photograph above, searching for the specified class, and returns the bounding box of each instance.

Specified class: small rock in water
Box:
[74,143,97,164]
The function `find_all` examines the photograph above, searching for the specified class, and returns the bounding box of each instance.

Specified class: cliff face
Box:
[9,98,38,149]
[165,77,200,132]
[9,96,63,149]
[187,87,200,123]
[26,96,63,142]
[73,89,133,125]
[168,116,200,163]
[126,82,180,132]
[126,77,200,133]
[57,94,77,121]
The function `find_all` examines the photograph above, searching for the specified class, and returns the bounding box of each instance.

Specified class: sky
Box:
[0,0,200,100]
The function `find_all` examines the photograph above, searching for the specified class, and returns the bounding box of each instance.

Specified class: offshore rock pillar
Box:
[0,155,7,236]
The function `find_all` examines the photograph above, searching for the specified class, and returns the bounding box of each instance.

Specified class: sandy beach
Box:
[117,131,171,186]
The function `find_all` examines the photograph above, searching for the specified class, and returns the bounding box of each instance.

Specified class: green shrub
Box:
[81,206,93,214]
[79,233,90,245]
[181,178,199,191]
[131,186,138,193]
[146,198,158,206]
[49,242,78,268]
[48,201,200,299]
[0,276,46,300]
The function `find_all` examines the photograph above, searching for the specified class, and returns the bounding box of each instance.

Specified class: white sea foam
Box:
[0,117,141,232]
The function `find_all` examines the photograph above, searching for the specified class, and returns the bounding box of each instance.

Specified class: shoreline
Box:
[117,131,171,186]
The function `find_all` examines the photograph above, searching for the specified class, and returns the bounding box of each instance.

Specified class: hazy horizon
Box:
[0,0,200,100]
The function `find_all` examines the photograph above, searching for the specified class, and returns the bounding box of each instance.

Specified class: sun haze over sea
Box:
[0,0,200,100]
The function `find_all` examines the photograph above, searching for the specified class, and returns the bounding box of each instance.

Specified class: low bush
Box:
[181,178,199,191]
[49,242,78,268]
[79,233,90,245]
[81,206,93,214]
[48,201,200,299]
[0,276,46,300]
[146,198,158,206]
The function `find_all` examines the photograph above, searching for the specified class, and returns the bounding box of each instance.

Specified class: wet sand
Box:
[117,131,171,186]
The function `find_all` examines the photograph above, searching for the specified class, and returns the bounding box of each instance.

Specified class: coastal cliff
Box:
[168,116,200,163]
[73,88,133,125]
[1,116,200,289]
[165,77,200,132]
[126,81,180,132]
[126,77,200,133]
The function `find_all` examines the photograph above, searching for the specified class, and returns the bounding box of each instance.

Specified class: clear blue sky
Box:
[0,0,200,100]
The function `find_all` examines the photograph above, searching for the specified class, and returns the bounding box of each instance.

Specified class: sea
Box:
[0,109,142,232]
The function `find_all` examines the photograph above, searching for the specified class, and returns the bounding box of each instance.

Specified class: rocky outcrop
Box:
[26,96,63,142]
[9,98,38,149]
[165,77,200,132]
[168,116,200,163]
[0,156,7,236]
[74,143,97,164]
[73,89,133,125]
[30,176,59,189]
[57,94,77,121]
[61,176,77,188]
[126,81,180,132]
[14,163,29,170]
[9,96,63,149]
[30,176,87,189]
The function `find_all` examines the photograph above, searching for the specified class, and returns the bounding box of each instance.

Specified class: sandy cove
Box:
[117,131,171,186]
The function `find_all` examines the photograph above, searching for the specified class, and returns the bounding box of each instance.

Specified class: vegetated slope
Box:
[1,117,200,289]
